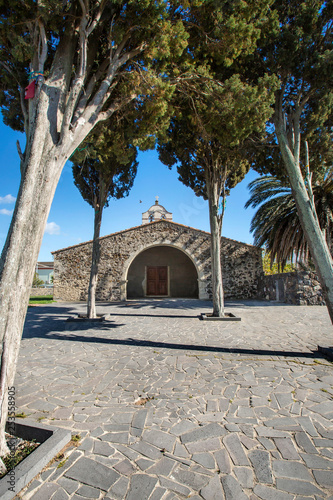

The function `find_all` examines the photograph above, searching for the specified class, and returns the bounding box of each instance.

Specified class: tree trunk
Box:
[274,114,333,324]
[87,207,103,318]
[0,142,66,457]
[207,176,224,317]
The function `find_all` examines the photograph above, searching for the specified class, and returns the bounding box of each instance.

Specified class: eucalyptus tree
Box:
[245,169,333,270]
[0,0,188,460]
[72,120,138,319]
[245,0,333,321]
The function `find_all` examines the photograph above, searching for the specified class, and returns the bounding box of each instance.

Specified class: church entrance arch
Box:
[126,245,199,299]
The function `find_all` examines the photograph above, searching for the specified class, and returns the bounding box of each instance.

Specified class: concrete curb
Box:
[0,419,71,500]
[201,312,241,321]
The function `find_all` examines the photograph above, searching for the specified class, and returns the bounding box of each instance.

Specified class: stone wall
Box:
[53,220,262,302]
[30,287,54,296]
[258,271,325,306]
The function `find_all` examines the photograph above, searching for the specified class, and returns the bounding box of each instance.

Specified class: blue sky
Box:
[0,118,259,262]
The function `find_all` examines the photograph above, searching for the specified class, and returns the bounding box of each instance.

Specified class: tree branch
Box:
[97,93,137,122]
[60,1,90,141]
[86,0,108,36]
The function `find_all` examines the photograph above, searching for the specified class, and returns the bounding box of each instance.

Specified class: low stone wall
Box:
[53,220,262,302]
[258,271,325,306]
[30,287,54,296]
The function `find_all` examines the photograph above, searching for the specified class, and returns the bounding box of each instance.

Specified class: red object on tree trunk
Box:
[24,81,35,99]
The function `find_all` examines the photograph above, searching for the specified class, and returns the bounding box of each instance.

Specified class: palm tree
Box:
[245,169,333,270]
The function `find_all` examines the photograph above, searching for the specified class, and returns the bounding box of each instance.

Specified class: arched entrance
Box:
[126,245,199,299]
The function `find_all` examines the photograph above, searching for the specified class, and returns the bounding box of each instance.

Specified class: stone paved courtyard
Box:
[14,299,333,499]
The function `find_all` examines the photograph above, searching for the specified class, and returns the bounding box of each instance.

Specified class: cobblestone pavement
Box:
[15,299,333,500]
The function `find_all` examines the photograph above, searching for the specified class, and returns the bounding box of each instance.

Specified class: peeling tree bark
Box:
[87,205,103,319]
[274,104,333,324]
[0,22,144,458]
[206,172,224,317]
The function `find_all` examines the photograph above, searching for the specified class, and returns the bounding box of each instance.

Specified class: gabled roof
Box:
[52,219,256,255]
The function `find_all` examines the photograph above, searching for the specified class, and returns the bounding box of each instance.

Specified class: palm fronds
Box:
[246,170,333,270]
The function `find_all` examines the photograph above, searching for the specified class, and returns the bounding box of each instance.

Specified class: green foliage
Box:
[71,114,139,211]
[246,171,333,270]
[0,1,189,134]
[158,1,277,205]
[244,0,333,180]
[262,252,296,276]
[32,272,44,287]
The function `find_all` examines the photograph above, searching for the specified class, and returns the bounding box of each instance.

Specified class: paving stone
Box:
[170,420,198,436]
[272,460,313,481]
[58,476,79,495]
[113,458,136,476]
[273,437,300,460]
[78,437,95,452]
[142,429,176,452]
[255,427,290,438]
[257,437,275,451]
[248,450,273,484]
[263,417,302,431]
[223,433,249,466]
[192,452,216,469]
[159,477,192,497]
[76,484,100,498]
[93,440,115,456]
[297,417,319,437]
[145,456,175,476]
[234,466,255,488]
[200,474,225,500]
[90,426,104,437]
[313,437,333,447]
[294,431,318,454]
[253,484,294,500]
[65,457,120,491]
[171,466,211,489]
[131,408,148,428]
[136,457,155,470]
[29,483,60,500]
[173,441,190,458]
[221,475,248,500]
[181,423,226,444]
[214,449,232,473]
[274,393,293,408]
[99,432,129,444]
[300,453,333,469]
[312,469,333,488]
[149,487,168,500]
[106,476,130,499]
[276,478,323,496]
[125,474,158,500]
[131,440,163,459]
[239,434,258,450]
[51,488,70,500]
[186,437,222,454]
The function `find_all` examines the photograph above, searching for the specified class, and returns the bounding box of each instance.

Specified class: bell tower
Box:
[142,197,173,224]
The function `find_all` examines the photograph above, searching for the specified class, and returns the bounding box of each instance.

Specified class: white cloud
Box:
[0,194,16,205]
[0,208,13,216]
[45,222,60,235]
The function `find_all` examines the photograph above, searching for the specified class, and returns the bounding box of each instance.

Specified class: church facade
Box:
[52,200,263,302]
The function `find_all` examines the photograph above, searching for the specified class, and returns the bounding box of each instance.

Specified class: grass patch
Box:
[29,295,55,305]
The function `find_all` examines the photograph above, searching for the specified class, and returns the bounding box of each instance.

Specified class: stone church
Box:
[52,199,262,302]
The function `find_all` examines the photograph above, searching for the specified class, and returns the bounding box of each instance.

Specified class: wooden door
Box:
[146,266,168,296]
